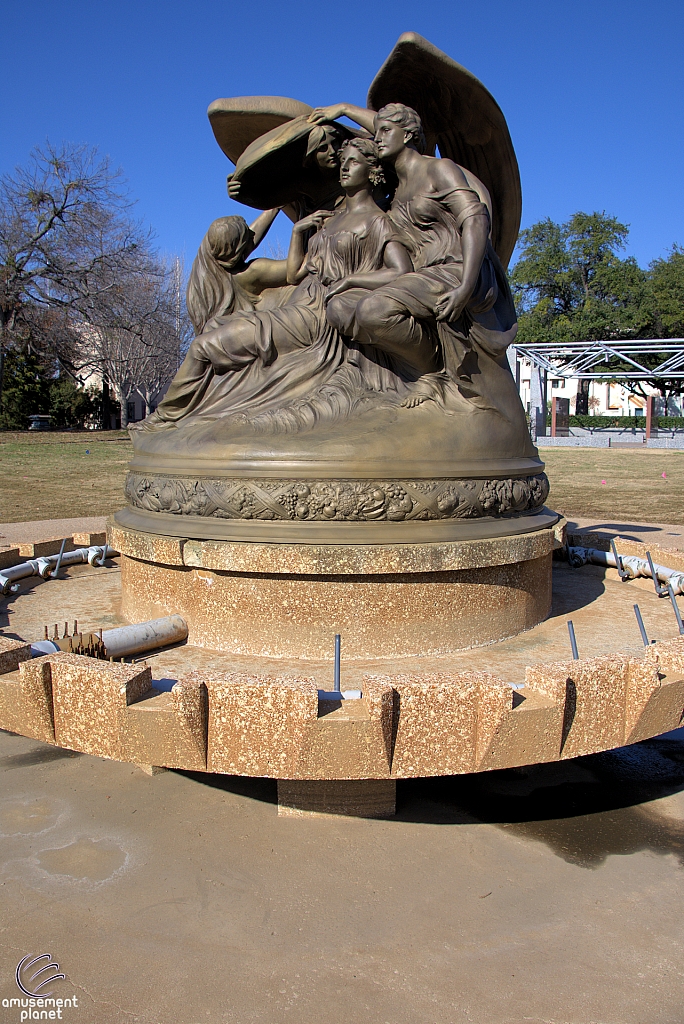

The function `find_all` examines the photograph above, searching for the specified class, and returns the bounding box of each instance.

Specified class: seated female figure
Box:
[142,138,412,428]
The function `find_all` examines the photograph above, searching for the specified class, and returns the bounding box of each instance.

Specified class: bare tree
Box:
[84,264,184,427]
[0,141,154,396]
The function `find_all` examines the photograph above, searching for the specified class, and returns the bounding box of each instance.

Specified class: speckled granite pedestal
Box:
[109,516,559,660]
[107,512,562,816]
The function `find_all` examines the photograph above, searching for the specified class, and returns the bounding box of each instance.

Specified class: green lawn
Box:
[0,431,133,522]
[0,431,683,526]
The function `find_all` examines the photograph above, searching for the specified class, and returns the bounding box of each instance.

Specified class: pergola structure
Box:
[513,339,684,380]
[509,339,684,436]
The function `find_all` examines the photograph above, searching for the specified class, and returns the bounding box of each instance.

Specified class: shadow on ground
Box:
[566,521,669,540]
[550,562,606,616]
[181,731,684,870]
[396,735,684,868]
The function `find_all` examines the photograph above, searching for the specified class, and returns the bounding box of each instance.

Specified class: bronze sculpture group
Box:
[124,35,548,536]
[136,38,522,436]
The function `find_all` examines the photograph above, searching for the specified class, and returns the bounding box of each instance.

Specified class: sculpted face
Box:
[374,118,410,161]
[314,138,339,172]
[339,147,371,191]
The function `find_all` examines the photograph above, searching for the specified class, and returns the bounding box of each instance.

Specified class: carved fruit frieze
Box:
[125,473,550,523]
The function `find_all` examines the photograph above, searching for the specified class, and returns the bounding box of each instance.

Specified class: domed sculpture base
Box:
[110,514,558,659]
[125,384,550,543]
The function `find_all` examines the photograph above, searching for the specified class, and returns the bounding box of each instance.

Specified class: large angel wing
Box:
[207,96,313,166]
[367,33,522,268]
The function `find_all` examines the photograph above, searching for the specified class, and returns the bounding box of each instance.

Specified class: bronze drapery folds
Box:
[126,34,546,543]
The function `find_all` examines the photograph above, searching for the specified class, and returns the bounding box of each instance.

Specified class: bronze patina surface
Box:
[125,34,544,547]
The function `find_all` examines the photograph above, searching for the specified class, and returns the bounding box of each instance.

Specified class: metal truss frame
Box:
[513,340,684,379]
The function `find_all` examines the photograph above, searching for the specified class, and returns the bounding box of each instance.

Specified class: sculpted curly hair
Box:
[339,137,386,186]
[374,103,427,155]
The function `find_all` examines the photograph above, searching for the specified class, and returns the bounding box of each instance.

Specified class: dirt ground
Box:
[543,447,684,525]
[1,432,683,524]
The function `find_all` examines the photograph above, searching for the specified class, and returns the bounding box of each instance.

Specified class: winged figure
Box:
[209,32,521,267]
[135,32,531,455]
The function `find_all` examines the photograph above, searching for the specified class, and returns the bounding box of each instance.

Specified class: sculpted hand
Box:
[308,104,347,125]
[435,286,470,323]
[294,209,335,234]
[324,277,356,303]
[227,174,241,199]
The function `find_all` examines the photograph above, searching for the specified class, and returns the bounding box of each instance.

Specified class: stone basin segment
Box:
[1,635,683,782]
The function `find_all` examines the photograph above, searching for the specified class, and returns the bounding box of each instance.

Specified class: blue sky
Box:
[2,0,682,271]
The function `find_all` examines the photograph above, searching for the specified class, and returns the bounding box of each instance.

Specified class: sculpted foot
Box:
[400,372,448,409]
[129,412,176,433]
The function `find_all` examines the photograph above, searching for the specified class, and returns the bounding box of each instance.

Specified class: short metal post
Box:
[646,395,656,440]
[610,538,630,581]
[668,584,684,635]
[634,604,650,646]
[51,538,67,579]
[645,551,669,597]
[333,634,341,692]
[567,620,579,660]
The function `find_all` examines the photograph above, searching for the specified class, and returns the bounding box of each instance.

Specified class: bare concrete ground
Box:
[0,516,107,545]
[1,726,683,1024]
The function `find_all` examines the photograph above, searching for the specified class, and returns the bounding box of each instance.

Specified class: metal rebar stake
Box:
[645,551,669,597]
[634,604,650,646]
[610,538,630,581]
[333,634,341,692]
[567,620,579,660]
[51,538,67,579]
[668,584,684,635]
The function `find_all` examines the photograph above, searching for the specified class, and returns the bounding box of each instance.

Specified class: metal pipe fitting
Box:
[568,546,684,595]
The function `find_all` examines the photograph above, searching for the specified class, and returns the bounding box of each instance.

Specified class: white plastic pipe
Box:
[30,615,188,660]
[0,545,113,595]
[568,546,684,595]
[318,690,362,700]
[101,615,188,658]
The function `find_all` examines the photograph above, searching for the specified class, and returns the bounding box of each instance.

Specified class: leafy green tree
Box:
[647,245,684,337]
[0,350,50,429]
[48,377,97,429]
[511,211,647,343]
[510,213,683,410]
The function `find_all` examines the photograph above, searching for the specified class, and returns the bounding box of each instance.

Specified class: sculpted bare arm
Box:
[426,158,492,323]
[237,258,289,294]
[308,104,375,135]
[325,241,413,301]
[427,157,472,192]
[249,209,280,248]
